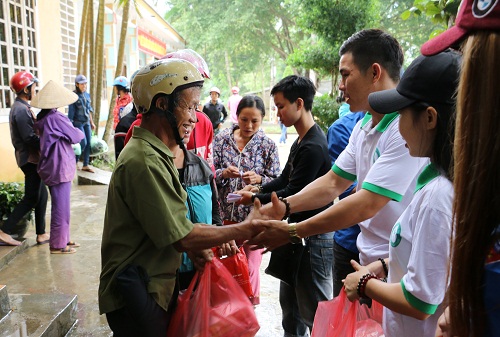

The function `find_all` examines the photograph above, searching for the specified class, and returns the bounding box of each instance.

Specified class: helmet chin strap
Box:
[149,106,185,146]
[25,86,33,101]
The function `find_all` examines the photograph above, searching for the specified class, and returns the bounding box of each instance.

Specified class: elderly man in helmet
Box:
[0,71,49,246]
[202,86,227,134]
[98,59,261,336]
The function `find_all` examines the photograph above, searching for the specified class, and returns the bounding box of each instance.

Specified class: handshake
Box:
[225,192,299,253]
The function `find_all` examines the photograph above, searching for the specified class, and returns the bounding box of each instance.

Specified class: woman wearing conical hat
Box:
[32,80,84,254]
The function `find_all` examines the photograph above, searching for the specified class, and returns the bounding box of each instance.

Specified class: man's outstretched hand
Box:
[247,219,290,252]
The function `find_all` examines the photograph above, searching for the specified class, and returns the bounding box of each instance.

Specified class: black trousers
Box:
[3,163,47,235]
[332,240,360,297]
[106,265,176,337]
[106,298,169,337]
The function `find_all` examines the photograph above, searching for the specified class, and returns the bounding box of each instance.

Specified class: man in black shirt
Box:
[239,76,334,336]
[202,86,227,134]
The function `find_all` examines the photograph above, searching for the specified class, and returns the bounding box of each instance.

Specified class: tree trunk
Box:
[76,0,89,75]
[88,1,96,107]
[93,0,105,135]
[83,7,90,76]
[103,0,131,144]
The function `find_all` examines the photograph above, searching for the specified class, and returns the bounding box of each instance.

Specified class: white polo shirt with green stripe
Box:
[332,112,425,265]
[385,163,453,337]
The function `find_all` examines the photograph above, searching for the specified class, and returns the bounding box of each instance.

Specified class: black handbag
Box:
[265,243,304,287]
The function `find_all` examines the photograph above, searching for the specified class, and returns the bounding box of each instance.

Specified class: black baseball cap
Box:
[368,49,462,114]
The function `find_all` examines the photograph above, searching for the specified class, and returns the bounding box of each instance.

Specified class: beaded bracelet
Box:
[379,258,389,278]
[278,197,291,221]
[357,273,377,298]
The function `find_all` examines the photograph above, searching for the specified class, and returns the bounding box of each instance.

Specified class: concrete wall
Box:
[37,1,64,85]
[0,120,23,183]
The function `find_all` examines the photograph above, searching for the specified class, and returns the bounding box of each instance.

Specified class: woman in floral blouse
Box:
[214,95,280,305]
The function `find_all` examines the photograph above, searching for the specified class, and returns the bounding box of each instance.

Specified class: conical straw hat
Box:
[31,80,78,108]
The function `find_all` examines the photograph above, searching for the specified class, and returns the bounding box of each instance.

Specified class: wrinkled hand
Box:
[343,260,371,301]
[223,165,241,179]
[242,171,260,185]
[217,240,239,257]
[187,248,214,271]
[247,219,289,252]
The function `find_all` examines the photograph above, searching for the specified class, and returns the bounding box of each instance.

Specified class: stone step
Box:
[76,166,111,186]
[0,292,77,337]
[0,284,10,319]
[0,239,30,271]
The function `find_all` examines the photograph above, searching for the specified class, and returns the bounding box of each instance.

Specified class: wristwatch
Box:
[288,223,304,245]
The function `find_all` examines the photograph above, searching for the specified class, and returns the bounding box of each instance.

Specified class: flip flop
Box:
[37,239,50,245]
[82,167,95,173]
[0,233,22,246]
[67,241,81,248]
[50,247,76,254]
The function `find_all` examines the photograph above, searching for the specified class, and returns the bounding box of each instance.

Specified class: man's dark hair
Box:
[340,29,404,83]
[270,75,316,111]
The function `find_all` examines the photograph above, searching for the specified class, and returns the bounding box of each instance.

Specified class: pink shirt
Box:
[227,94,242,124]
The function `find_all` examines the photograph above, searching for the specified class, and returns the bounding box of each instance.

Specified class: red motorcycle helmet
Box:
[10,71,38,93]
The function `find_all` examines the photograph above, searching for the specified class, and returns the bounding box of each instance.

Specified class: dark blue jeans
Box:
[280,232,334,337]
[3,163,47,235]
[333,240,360,297]
[74,122,91,166]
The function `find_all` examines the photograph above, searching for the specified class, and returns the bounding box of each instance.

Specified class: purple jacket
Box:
[34,109,84,186]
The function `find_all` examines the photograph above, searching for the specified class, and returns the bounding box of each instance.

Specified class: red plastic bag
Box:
[311,288,384,337]
[215,246,254,301]
[166,258,260,337]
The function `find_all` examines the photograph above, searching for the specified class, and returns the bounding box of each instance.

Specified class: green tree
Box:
[166,0,302,96]
[312,94,340,133]
[402,0,460,35]
[288,0,377,98]
[374,0,454,66]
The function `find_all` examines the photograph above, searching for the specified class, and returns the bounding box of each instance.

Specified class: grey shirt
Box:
[9,97,40,167]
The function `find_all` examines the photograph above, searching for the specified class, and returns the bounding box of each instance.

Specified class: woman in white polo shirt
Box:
[343,50,461,337]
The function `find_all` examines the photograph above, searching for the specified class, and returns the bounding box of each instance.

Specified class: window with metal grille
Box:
[0,0,38,113]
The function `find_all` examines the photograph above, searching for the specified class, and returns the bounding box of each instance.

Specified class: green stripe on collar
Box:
[376,112,399,132]
[414,163,440,194]
[401,279,438,315]
[360,112,372,128]
[359,112,398,132]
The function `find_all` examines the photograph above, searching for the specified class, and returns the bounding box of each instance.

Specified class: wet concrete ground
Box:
[0,132,299,336]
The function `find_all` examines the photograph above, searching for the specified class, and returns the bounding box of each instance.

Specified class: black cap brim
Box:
[368,88,416,114]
